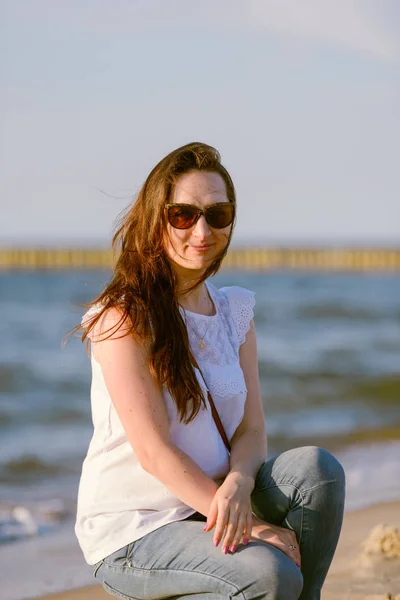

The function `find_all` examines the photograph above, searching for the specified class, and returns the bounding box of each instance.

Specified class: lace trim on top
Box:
[220,285,256,346]
[81,302,105,340]
[197,364,248,398]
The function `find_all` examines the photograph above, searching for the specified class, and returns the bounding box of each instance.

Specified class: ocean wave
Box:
[0,362,88,396]
[0,499,68,545]
[345,375,400,404]
[267,420,400,453]
[40,408,87,424]
[259,364,400,403]
[0,411,12,426]
[0,364,42,394]
[0,455,74,483]
[375,338,400,352]
[298,304,388,320]
[259,362,343,380]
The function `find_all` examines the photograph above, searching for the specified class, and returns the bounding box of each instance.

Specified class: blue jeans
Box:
[93,446,345,600]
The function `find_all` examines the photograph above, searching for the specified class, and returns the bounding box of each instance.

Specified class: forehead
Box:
[172,171,227,205]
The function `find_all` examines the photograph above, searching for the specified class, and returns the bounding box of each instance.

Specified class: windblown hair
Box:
[70,142,236,423]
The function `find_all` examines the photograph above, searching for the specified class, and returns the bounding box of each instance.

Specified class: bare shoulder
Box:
[93,305,132,335]
[90,306,145,362]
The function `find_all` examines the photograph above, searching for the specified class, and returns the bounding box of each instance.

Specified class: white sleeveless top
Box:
[75,282,255,565]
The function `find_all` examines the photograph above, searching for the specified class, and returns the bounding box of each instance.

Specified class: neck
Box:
[177,279,206,303]
[173,263,203,300]
[176,277,213,315]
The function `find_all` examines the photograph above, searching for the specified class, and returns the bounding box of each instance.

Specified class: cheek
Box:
[164,226,191,255]
[215,229,231,246]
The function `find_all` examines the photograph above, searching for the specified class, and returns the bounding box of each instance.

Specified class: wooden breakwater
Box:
[0,247,399,272]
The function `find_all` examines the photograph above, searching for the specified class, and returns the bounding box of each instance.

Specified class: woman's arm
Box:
[91,308,219,517]
[203,320,269,552]
[225,319,267,489]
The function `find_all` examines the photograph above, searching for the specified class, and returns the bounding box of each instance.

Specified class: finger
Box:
[221,509,239,552]
[241,512,253,545]
[284,532,301,566]
[282,541,301,567]
[277,528,301,566]
[295,550,301,568]
[213,504,229,547]
[287,530,299,546]
[276,541,298,565]
[204,499,218,532]
[229,511,247,552]
[288,546,301,567]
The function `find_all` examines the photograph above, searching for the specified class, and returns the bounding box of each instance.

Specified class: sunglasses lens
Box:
[206,204,234,228]
[167,205,199,229]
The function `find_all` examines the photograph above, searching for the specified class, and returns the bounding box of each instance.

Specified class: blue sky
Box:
[1,0,399,246]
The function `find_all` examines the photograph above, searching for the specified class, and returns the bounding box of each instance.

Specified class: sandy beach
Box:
[32,500,400,600]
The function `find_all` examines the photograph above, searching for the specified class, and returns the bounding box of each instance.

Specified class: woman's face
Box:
[163,170,233,274]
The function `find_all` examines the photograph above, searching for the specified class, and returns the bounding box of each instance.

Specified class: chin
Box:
[168,247,221,272]
[184,259,211,271]
[179,254,216,271]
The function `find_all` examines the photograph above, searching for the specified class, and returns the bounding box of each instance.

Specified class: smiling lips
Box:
[191,245,213,252]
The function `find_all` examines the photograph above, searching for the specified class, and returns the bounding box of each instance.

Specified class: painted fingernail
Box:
[214,539,220,547]
[243,538,249,545]
[296,561,300,568]
[230,545,237,553]
[222,546,228,554]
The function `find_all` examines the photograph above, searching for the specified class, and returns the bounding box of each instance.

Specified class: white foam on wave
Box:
[0,498,68,544]
[336,439,400,511]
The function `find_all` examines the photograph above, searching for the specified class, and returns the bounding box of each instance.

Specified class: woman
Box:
[74,142,345,600]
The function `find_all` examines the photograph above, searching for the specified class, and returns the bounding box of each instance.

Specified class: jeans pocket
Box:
[103,544,132,567]
[102,536,146,570]
[93,559,103,579]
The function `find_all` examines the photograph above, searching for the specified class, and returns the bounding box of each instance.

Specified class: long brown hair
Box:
[70,142,236,423]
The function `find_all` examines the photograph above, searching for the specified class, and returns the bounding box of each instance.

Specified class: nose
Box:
[192,214,211,239]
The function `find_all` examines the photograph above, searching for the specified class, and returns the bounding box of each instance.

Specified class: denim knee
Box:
[319,447,345,482]
[294,446,345,490]
[240,546,303,600]
[313,446,345,488]
[265,560,303,600]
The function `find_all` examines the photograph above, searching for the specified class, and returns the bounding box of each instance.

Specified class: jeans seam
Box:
[251,483,305,545]
[103,580,136,600]
[102,562,246,599]
[301,479,341,493]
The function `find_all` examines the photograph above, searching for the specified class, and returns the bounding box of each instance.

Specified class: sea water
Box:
[1,270,399,599]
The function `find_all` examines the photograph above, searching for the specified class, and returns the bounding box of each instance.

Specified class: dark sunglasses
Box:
[165,202,235,230]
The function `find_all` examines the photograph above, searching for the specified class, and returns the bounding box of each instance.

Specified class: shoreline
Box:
[31,500,400,600]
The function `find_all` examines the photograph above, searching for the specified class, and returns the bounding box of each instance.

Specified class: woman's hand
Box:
[251,515,301,567]
[203,473,254,554]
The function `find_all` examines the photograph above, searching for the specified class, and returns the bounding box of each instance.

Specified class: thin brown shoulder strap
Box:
[206,391,231,453]
[194,361,231,453]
